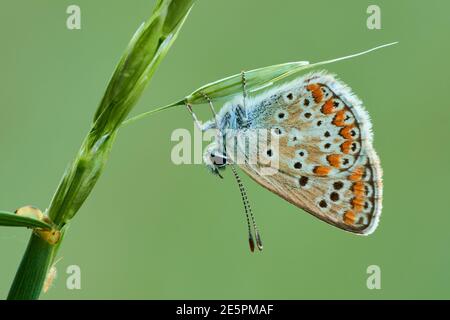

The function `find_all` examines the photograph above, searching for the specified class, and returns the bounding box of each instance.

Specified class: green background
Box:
[1,0,449,299]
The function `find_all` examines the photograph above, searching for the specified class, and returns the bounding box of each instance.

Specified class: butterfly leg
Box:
[201,92,220,129]
[240,70,250,123]
[241,70,248,107]
[185,102,204,131]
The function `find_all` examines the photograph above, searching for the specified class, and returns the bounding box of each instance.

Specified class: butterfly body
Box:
[202,71,382,236]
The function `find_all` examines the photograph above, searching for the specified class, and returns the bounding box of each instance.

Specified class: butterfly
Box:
[186,70,383,252]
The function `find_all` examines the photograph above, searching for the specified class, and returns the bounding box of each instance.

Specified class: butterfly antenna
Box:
[231,165,263,252]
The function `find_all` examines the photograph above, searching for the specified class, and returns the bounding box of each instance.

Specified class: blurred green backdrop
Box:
[1,0,449,299]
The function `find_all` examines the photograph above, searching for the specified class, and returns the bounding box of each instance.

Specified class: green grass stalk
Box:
[7,0,195,300]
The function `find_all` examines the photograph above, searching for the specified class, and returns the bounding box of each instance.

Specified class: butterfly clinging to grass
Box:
[192,70,383,252]
[127,43,395,252]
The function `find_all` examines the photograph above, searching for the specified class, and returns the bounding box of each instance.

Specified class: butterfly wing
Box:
[227,71,382,235]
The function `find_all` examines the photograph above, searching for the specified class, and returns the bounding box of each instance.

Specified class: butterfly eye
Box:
[210,152,227,167]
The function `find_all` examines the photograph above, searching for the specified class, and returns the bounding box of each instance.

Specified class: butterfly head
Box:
[204,143,227,178]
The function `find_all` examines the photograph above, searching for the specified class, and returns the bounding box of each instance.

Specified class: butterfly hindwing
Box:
[228,72,382,234]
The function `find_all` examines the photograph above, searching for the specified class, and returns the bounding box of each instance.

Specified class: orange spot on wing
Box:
[312,88,323,103]
[343,211,356,225]
[327,154,341,168]
[333,110,346,126]
[351,197,365,212]
[306,84,323,103]
[313,166,331,176]
[321,99,335,114]
[306,84,319,91]
[340,140,353,154]
[353,181,365,198]
[340,125,355,139]
[349,167,364,181]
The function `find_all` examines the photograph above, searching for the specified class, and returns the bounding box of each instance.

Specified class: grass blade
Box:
[0,211,52,230]
[48,0,196,228]
[7,0,196,300]
[184,42,398,105]
[123,42,398,126]
[7,234,58,300]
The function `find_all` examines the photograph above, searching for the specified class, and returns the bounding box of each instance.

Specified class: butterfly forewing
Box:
[229,72,382,234]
